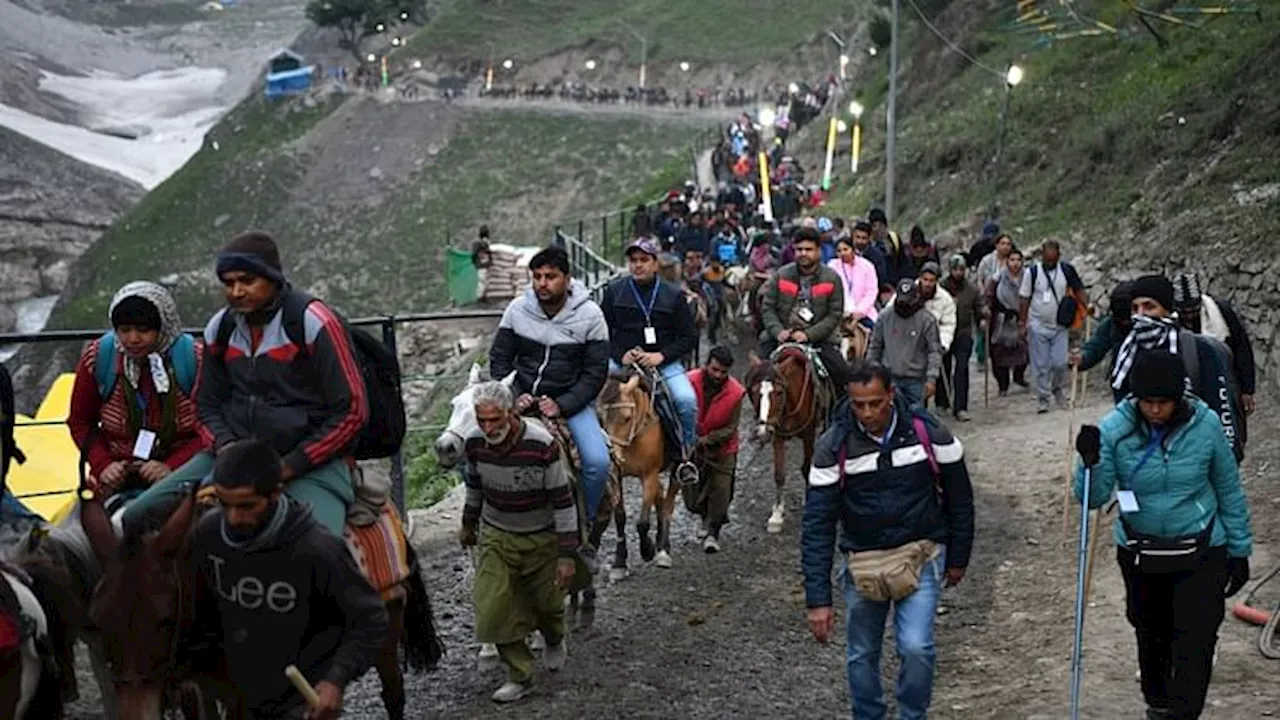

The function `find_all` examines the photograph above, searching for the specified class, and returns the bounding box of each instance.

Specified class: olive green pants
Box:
[683,454,737,535]
[473,526,565,683]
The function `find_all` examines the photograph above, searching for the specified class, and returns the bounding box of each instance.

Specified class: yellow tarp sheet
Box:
[9,373,80,523]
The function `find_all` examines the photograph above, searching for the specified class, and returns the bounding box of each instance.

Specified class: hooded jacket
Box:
[802,397,975,608]
[921,284,957,352]
[489,280,610,417]
[68,282,206,487]
[1073,396,1251,558]
[866,307,943,382]
[198,291,368,477]
[189,498,388,715]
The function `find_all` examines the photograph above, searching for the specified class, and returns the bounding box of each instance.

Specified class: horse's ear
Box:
[155,489,197,557]
[622,374,640,392]
[467,363,482,385]
[501,370,516,387]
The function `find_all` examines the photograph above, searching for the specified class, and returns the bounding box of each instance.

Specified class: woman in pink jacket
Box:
[828,236,879,325]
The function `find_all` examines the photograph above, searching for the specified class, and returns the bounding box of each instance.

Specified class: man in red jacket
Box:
[685,346,746,554]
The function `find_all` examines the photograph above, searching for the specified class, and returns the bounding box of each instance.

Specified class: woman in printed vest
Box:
[683,346,746,554]
[68,281,205,499]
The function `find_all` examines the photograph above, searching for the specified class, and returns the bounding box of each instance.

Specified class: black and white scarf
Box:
[1111,314,1180,390]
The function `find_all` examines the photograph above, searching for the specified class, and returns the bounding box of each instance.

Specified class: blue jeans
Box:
[893,378,925,410]
[609,360,698,452]
[565,405,611,517]
[842,546,947,720]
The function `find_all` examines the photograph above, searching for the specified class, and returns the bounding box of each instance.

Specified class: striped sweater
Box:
[462,419,579,555]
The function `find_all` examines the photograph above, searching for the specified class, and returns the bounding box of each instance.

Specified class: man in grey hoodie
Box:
[866,278,943,408]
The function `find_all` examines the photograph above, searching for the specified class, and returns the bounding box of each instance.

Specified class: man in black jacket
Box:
[190,439,388,720]
[599,237,700,466]
[489,246,612,517]
[1173,273,1257,417]
[802,363,974,720]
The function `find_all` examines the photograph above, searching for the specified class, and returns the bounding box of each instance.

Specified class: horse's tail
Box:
[26,635,64,719]
[23,552,81,702]
[400,541,444,673]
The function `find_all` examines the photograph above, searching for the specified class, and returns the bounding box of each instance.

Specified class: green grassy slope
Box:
[818,6,1279,248]
[50,95,702,330]
[407,0,864,65]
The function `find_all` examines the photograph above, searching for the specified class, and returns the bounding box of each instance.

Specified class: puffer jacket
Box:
[1073,395,1251,558]
[801,396,975,608]
[760,263,844,345]
[489,280,610,417]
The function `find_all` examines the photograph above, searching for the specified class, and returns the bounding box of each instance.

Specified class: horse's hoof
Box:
[767,506,785,534]
[639,540,655,562]
[608,567,629,583]
[655,550,673,568]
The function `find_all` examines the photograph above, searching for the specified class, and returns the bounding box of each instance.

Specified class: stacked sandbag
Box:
[480,243,532,301]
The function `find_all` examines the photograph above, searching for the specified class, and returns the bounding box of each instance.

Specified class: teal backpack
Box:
[93,332,199,399]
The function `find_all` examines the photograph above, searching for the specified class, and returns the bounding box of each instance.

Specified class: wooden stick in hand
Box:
[285,665,321,709]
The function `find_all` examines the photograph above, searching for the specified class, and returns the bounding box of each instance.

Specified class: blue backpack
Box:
[93,332,199,399]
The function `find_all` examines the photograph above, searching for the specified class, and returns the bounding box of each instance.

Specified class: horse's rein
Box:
[764,349,820,439]
[599,363,659,447]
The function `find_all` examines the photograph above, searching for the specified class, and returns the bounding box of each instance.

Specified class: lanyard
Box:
[837,260,854,290]
[1122,427,1165,490]
[629,278,661,325]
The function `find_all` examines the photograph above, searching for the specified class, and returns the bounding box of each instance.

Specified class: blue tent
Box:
[265,66,315,99]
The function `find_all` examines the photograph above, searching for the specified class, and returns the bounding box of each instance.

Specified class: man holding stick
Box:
[189,439,389,720]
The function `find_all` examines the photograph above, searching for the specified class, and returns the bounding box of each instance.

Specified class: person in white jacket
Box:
[918,262,956,352]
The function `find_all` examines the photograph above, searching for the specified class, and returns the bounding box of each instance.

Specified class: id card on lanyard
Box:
[630,278,661,346]
[133,393,156,460]
[1117,428,1165,513]
[797,278,815,323]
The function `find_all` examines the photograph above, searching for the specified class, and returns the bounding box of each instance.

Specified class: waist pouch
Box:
[846,539,939,602]
[1120,515,1214,574]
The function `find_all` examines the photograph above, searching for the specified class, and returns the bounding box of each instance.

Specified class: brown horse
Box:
[597,370,681,572]
[80,481,441,720]
[745,345,827,534]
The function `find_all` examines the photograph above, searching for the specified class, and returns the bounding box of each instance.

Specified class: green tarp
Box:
[446,247,479,305]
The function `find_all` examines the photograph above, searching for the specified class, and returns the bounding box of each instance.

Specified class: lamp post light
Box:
[374,22,385,32]
[366,53,377,63]
[390,37,402,47]
[849,101,864,173]
[585,59,598,71]
[679,61,690,72]
[991,64,1024,218]
[502,58,514,70]
[399,11,408,20]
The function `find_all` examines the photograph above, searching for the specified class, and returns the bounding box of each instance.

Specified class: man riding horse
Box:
[488,246,611,527]
[599,237,701,484]
[758,228,852,391]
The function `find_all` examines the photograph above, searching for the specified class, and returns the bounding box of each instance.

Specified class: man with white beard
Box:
[459,381,580,704]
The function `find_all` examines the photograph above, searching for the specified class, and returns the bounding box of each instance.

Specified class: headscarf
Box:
[1111,315,1180,391]
[107,281,183,395]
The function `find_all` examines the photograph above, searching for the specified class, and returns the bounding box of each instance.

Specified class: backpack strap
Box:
[280,289,320,357]
[911,415,941,479]
[167,334,199,395]
[94,332,119,399]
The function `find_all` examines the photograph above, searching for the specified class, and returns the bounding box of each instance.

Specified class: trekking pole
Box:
[983,325,990,409]
[1068,464,1091,720]
[285,665,322,709]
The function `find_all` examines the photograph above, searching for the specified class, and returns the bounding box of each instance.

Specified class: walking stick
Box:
[983,324,990,409]
[285,665,322,709]
[1082,505,1107,605]
[1069,464,1092,720]
[1081,314,1093,393]
[1061,365,1081,543]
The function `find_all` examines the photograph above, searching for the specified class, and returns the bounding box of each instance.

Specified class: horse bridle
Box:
[759,346,821,439]
[598,364,660,447]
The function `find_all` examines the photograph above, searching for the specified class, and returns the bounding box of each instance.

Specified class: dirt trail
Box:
[63,361,1280,718]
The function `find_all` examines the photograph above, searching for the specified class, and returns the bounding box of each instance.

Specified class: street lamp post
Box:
[991,64,1024,218]
[886,0,900,224]
[849,101,864,173]
[625,29,648,89]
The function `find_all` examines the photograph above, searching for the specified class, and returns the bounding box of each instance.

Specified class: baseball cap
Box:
[625,237,660,257]
[920,261,942,278]
[896,278,917,296]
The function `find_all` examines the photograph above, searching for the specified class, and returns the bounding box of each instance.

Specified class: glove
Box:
[1225,557,1250,598]
[1076,425,1101,467]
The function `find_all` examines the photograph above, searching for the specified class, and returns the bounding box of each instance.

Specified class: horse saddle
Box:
[772,342,828,380]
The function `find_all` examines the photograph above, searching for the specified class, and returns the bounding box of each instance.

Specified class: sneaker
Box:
[1037,401,1050,414]
[695,518,710,540]
[491,680,533,703]
[703,535,721,554]
[954,410,971,422]
[543,638,567,671]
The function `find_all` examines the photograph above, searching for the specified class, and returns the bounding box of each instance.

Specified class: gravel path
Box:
[64,360,1280,718]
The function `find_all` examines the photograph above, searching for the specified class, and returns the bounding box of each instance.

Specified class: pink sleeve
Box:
[853,259,880,320]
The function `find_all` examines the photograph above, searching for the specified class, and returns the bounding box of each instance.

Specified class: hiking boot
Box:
[954,410,971,422]
[491,680,533,703]
[543,638,567,671]
[703,535,721,554]
[478,643,500,670]
[1037,400,1050,414]
[998,389,1008,398]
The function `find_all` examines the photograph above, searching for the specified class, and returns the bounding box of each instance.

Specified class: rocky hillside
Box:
[0,126,142,329]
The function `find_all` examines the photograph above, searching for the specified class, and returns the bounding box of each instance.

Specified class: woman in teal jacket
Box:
[1074,350,1252,720]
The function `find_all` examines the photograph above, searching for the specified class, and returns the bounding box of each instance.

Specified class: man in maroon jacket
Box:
[685,346,746,553]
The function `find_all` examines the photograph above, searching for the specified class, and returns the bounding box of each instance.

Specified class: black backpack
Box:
[215,290,406,460]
